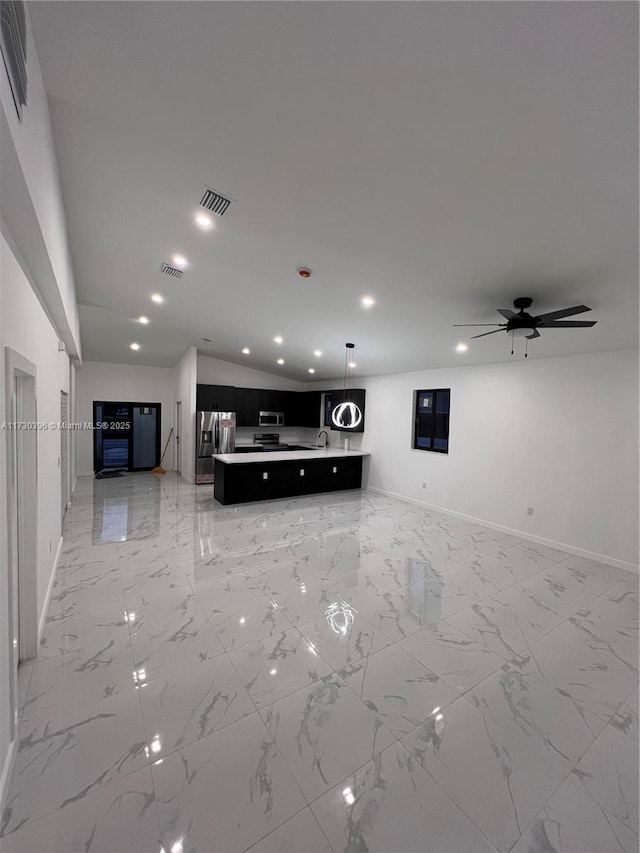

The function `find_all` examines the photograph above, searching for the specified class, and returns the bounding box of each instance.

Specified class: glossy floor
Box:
[1,474,637,853]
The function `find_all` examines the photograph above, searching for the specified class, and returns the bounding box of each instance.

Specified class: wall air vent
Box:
[161,263,183,279]
[200,187,235,217]
[0,0,28,120]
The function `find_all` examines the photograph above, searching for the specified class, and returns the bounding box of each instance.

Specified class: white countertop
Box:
[213,447,370,464]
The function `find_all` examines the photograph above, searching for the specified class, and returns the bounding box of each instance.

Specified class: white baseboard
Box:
[38,535,63,645]
[366,487,639,575]
[0,737,17,816]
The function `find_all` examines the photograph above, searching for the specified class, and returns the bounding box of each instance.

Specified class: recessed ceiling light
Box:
[456,342,469,352]
[130,342,141,351]
[242,347,250,355]
[138,316,149,324]
[277,358,284,365]
[308,368,315,374]
[273,335,283,344]
[313,349,322,357]
[348,361,356,368]
[172,254,187,268]
[151,293,164,303]
[194,212,214,230]
[361,295,376,308]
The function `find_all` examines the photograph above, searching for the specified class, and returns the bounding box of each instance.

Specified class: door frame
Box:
[175,401,182,475]
[4,348,39,740]
[92,401,162,472]
[60,390,70,532]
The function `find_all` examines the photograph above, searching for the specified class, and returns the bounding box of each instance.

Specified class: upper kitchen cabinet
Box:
[234,387,258,427]
[297,391,322,428]
[196,384,235,412]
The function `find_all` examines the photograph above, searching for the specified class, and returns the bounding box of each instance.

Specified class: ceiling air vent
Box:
[0,0,28,120]
[161,263,183,279]
[200,187,234,217]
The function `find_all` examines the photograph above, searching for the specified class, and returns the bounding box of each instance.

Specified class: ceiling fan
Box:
[454,297,597,355]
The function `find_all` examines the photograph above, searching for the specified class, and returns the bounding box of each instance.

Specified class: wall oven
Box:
[259,411,284,427]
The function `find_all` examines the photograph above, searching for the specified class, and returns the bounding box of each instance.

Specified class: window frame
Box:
[413,388,450,454]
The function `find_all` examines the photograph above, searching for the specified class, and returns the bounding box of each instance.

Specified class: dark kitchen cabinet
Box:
[196,384,235,412]
[258,388,288,415]
[298,391,322,428]
[283,391,321,428]
[214,455,363,505]
[235,387,259,427]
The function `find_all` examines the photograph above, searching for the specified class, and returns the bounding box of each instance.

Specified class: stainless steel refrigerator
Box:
[195,411,236,484]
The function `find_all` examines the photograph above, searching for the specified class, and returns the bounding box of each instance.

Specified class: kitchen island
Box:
[212,447,370,505]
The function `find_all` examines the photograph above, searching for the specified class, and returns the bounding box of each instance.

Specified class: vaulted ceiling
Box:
[30,1,638,378]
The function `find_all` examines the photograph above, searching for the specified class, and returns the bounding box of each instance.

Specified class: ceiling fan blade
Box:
[526,329,540,340]
[452,324,504,327]
[497,309,516,320]
[470,328,505,339]
[537,320,597,328]
[534,305,591,323]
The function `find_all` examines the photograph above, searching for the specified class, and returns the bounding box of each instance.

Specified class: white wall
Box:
[0,235,72,801]
[343,351,638,569]
[0,5,81,806]
[175,347,197,483]
[0,10,80,359]
[76,361,177,476]
[197,354,307,391]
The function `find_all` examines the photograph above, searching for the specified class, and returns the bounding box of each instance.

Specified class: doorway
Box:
[92,401,161,473]
[60,391,69,532]
[4,348,38,745]
[175,401,182,475]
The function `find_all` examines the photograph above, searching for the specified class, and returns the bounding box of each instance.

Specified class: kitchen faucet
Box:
[317,430,329,448]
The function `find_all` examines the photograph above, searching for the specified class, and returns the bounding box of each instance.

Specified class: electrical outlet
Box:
[527,506,534,516]
[422,482,426,490]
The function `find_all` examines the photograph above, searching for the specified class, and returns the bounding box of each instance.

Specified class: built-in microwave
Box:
[259,411,285,427]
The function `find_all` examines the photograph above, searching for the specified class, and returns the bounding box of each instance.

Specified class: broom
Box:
[152,427,173,474]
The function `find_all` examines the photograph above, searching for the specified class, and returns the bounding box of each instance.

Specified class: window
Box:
[413,389,450,453]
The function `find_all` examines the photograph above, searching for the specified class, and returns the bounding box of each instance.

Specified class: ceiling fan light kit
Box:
[453,297,597,358]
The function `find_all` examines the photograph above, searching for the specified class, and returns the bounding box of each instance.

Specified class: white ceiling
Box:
[30,2,638,379]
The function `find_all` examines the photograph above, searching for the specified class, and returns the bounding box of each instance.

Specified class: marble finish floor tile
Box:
[402,693,572,851]
[243,807,332,853]
[227,627,333,709]
[4,474,637,852]
[131,610,224,682]
[399,621,506,693]
[21,635,136,727]
[516,608,639,732]
[0,767,161,852]
[311,741,497,853]
[446,593,558,661]
[208,596,294,651]
[125,587,206,634]
[2,689,148,837]
[512,777,639,853]
[337,644,460,737]
[469,662,600,763]
[152,712,306,853]
[39,604,131,660]
[570,724,639,834]
[295,607,391,670]
[138,655,256,755]
[610,684,639,742]
[260,674,394,802]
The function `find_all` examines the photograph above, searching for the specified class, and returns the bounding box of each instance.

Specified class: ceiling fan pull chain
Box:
[525,337,528,358]
[511,331,514,356]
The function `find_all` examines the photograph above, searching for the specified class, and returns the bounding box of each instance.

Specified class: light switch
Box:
[263,472,268,480]
[299,469,305,476]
